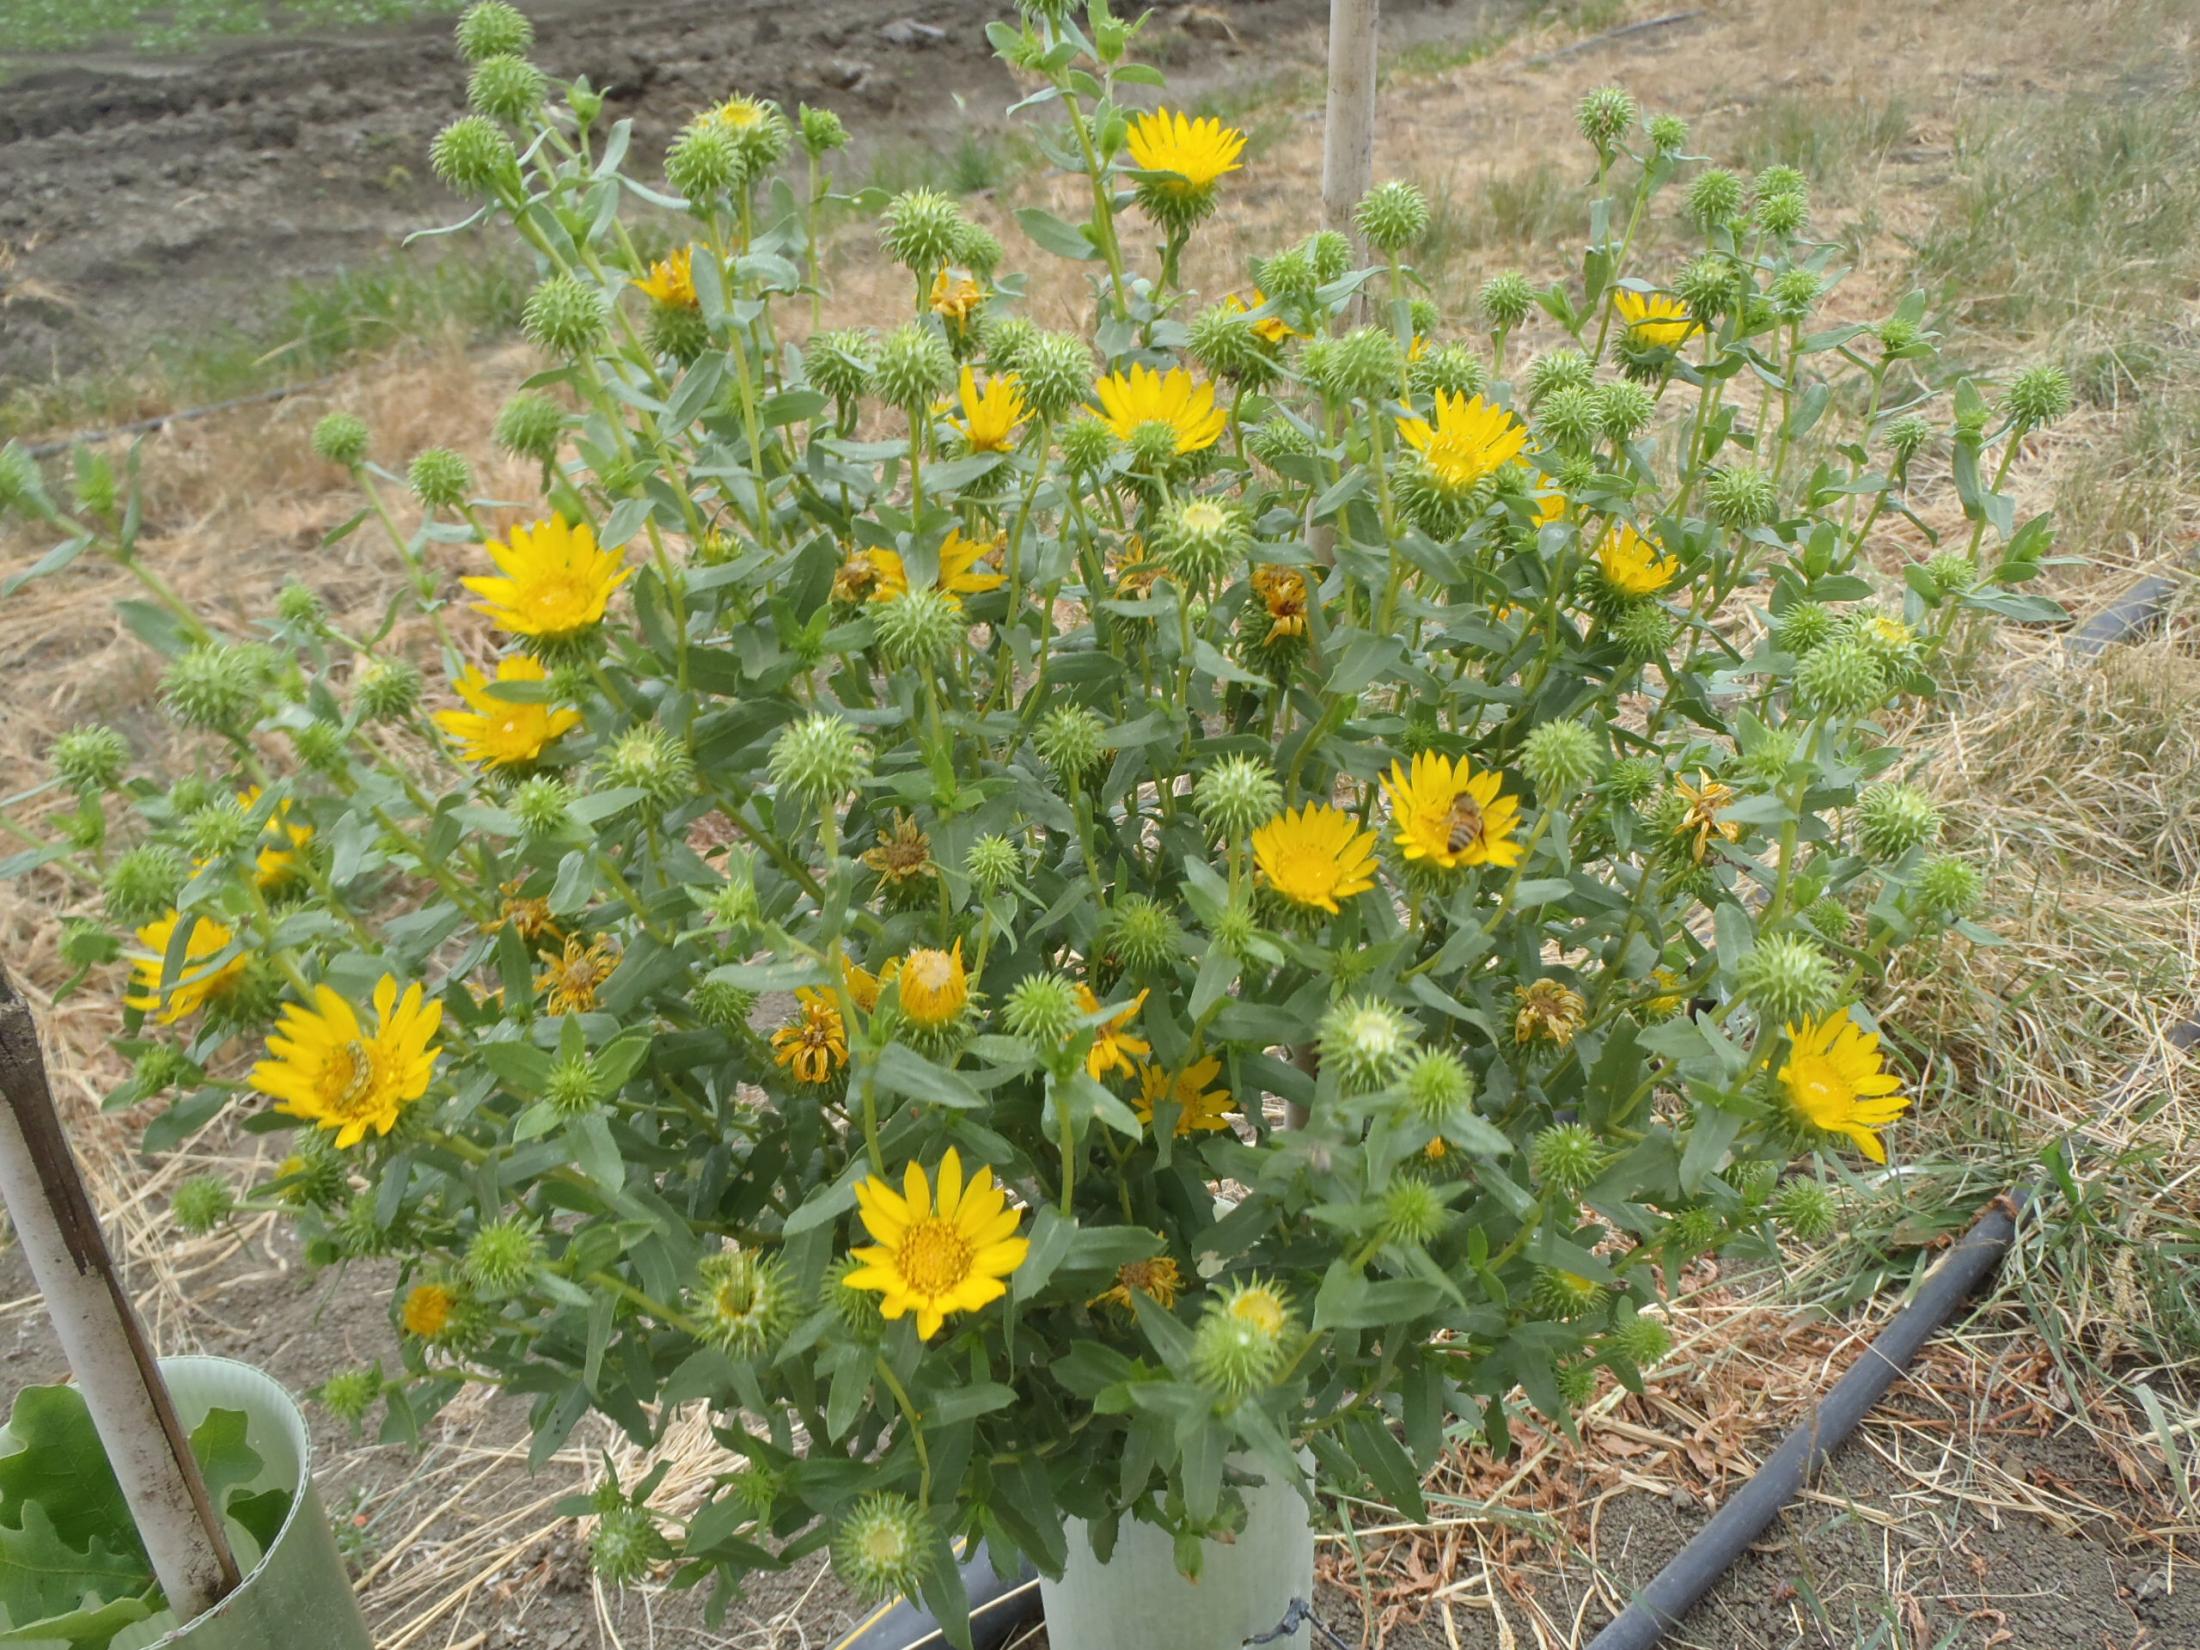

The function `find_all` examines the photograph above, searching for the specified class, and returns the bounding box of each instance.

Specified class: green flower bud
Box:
[273,581,323,628]
[1738,726,1799,788]
[823,1254,885,1339]
[834,1494,930,1603]
[979,314,1039,378]
[182,796,251,861]
[292,720,348,775]
[1536,384,1600,453]
[1736,933,1837,1023]
[352,657,423,723]
[546,1053,601,1116]
[985,329,1075,424]
[1884,412,1935,468]
[801,330,874,407]
[874,323,952,410]
[1124,419,1181,475]
[522,274,608,357]
[1575,84,1637,154]
[1521,721,1602,796]
[1614,599,1677,658]
[2004,363,2073,430]
[872,586,963,667]
[1002,971,1081,1046]
[407,448,471,509]
[1380,1177,1449,1245]
[1246,414,1313,474]
[952,219,1003,280]
[1318,996,1416,1094]
[1772,1178,1838,1241]
[692,1249,794,1358]
[510,775,571,836]
[1803,895,1853,944]
[1306,229,1352,284]
[1608,1310,1673,1367]
[1877,315,1922,354]
[1034,704,1109,782]
[799,102,849,157]
[1408,341,1486,401]
[1706,463,1777,529]
[467,54,545,124]
[0,444,45,518]
[1755,164,1808,202]
[1857,782,1940,859]
[455,0,532,61]
[1665,1204,1723,1258]
[1669,255,1737,324]
[1258,246,1318,304]
[1408,297,1441,336]
[1212,897,1261,961]
[170,1174,235,1236]
[1686,168,1745,230]
[1058,414,1118,476]
[1556,1361,1598,1408]
[693,977,758,1035]
[1728,1157,1780,1207]
[1191,1281,1291,1400]
[1157,496,1249,588]
[591,1505,659,1587]
[665,120,744,199]
[1188,302,1268,387]
[1919,551,1975,599]
[768,713,869,807]
[1527,347,1594,404]
[1529,1266,1608,1320]
[1797,638,1885,715]
[1775,600,1835,656]
[1603,755,1663,805]
[1647,113,1688,153]
[713,97,791,175]
[133,1045,197,1097]
[319,1367,381,1426]
[105,845,186,925]
[1192,755,1281,838]
[484,395,561,467]
[1355,180,1430,251]
[1529,1122,1607,1194]
[311,412,369,467]
[1402,1048,1473,1125]
[1754,190,1808,238]
[52,725,128,794]
[1324,326,1396,403]
[1102,894,1182,973]
[647,302,710,364]
[429,115,519,197]
[1478,270,1535,333]
[1769,267,1822,319]
[881,187,964,274]
[1593,380,1655,443]
[964,833,1020,892]
[599,727,694,818]
[464,1216,542,1297]
[1914,853,1982,921]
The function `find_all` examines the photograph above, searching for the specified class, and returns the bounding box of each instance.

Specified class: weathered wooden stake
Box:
[1321,0,1381,244]
[0,966,239,1618]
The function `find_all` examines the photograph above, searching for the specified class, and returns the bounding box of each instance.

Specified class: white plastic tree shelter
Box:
[0,965,239,1621]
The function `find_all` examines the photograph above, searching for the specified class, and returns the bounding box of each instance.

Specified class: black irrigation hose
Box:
[829,1543,1040,1650]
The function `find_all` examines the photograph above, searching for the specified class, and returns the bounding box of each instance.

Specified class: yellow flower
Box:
[1223,290,1297,347]
[841,956,884,1015]
[832,553,879,605]
[1644,967,1691,1019]
[1614,288,1698,349]
[1134,1057,1233,1136]
[894,941,969,1030]
[929,268,987,325]
[1078,984,1150,1081]
[713,95,770,130]
[536,933,619,1015]
[433,655,582,769]
[1381,751,1524,872]
[866,528,1006,610]
[463,516,633,641]
[1779,1010,1910,1163]
[401,1283,456,1340]
[237,786,314,890]
[1123,109,1246,196]
[1251,564,1310,641]
[253,975,444,1149]
[1515,978,1587,1046]
[846,1148,1029,1340]
[772,988,847,1085]
[1396,392,1528,495]
[1673,771,1741,863]
[1227,1280,1289,1337]
[490,879,562,949]
[954,367,1027,454]
[126,911,246,1024]
[1598,525,1676,597]
[862,812,937,893]
[1251,802,1379,915]
[1090,364,1229,456]
[1092,1253,1184,1311]
[634,246,699,308]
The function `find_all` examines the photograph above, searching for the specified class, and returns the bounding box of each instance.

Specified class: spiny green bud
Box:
[1355,180,1430,251]
[1103,894,1182,973]
[1318,996,1416,1094]
[1920,551,1975,599]
[1665,1205,1723,1257]
[134,1045,197,1096]
[1803,895,1853,944]
[1527,347,1594,404]
[312,412,369,467]
[2004,363,2073,430]
[693,977,758,1035]
[182,797,251,860]
[1478,270,1535,333]
[1797,638,1885,715]
[170,1175,235,1236]
[455,0,532,60]
[692,1249,794,1358]
[806,329,876,405]
[1614,600,1677,658]
[1886,412,1935,467]
[1034,704,1108,782]
[275,1139,347,1208]
[1603,756,1663,805]
[354,657,423,723]
[964,833,1020,892]
[768,713,870,806]
[823,1254,885,1339]
[1409,342,1486,401]
[1258,246,1319,303]
[1556,1361,1598,1408]
[293,719,348,775]
[1522,720,1601,796]
[1772,1178,1839,1241]
[1058,414,1117,475]
[546,1052,601,1116]
[1402,1048,1473,1124]
[105,845,186,925]
[1191,1281,1291,1399]
[319,1367,381,1425]
[1530,1122,1607,1195]
[1754,190,1808,237]
[489,393,561,465]
[1319,326,1393,403]
[1379,1177,1448,1246]
[52,726,127,793]
[1608,1311,1673,1368]
[799,102,848,157]
[1647,113,1688,153]
[873,323,952,410]
[1157,497,1249,587]
[1706,463,1777,529]
[0,445,44,517]
[1686,168,1745,230]
[1755,164,1808,202]
[1306,230,1352,285]
[1246,414,1313,472]
[591,1505,659,1587]
[1536,385,1599,453]
[1770,267,1822,319]
[1728,1158,1780,1207]
[1002,971,1080,1045]
[665,119,743,198]
[1914,853,1983,921]
[522,274,608,357]
[647,302,710,364]
[701,855,759,932]
[1738,726,1799,788]
[834,1494,929,1603]
[1013,331,1091,423]
[1736,933,1837,1023]
[1877,315,1922,353]
[980,314,1038,378]
[952,219,1003,280]
[1409,297,1440,336]
[1857,782,1940,859]
[429,115,519,197]
[1125,419,1181,475]
[882,187,964,274]
[1213,896,1261,961]
[1529,1266,1608,1319]
[275,581,324,627]
[1776,601,1835,656]
[714,97,791,174]
[872,586,963,668]
[467,54,545,124]
[464,1215,543,1297]
[59,920,118,971]
[1593,380,1655,443]
[1575,84,1637,154]
[407,448,471,509]
[511,775,572,836]
[1189,302,1267,386]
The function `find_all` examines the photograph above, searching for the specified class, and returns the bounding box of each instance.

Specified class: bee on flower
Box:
[1382,751,1524,873]
[252,976,443,1149]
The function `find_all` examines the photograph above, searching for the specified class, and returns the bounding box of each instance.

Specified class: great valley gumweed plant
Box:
[1,0,2069,1639]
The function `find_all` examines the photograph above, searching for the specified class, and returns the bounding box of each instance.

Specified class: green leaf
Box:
[1015,207,1099,262]
[872,1044,984,1110]
[0,1389,138,1560]
[0,1504,151,1643]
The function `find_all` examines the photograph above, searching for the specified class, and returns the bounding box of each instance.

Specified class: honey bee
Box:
[332,1040,375,1110]
[1446,793,1486,855]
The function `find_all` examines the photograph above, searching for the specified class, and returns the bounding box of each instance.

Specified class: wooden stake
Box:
[1321,0,1381,247]
[0,966,239,1618]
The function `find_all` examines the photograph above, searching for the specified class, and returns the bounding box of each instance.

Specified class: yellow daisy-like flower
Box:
[1223,290,1298,347]
[841,955,884,1015]
[1227,1280,1289,1337]
[634,246,699,308]
[401,1283,456,1340]
[1381,751,1524,872]
[893,941,969,1031]
[866,528,1007,610]
[490,879,562,949]
[1673,771,1741,864]
[463,516,633,641]
[236,786,313,890]
[1090,364,1229,456]
[1515,978,1587,1047]
[1779,1010,1911,1164]
[1251,564,1310,641]
[1251,802,1379,915]
[433,655,582,770]
[1614,288,1698,350]
[846,1148,1029,1340]
[772,988,847,1086]
[953,367,1027,454]
[536,932,619,1015]
[126,911,246,1024]
[1134,1056,1233,1136]
[1092,1253,1184,1311]
[861,812,937,893]
[929,268,987,325]
[712,95,770,130]
[253,975,443,1149]
[1396,392,1530,495]
[1123,109,1246,196]
[1077,984,1151,1082]
[1598,524,1677,597]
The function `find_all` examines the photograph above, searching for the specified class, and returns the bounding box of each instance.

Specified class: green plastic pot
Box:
[1037,1456,1315,1650]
